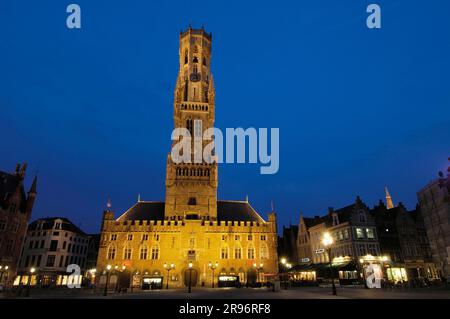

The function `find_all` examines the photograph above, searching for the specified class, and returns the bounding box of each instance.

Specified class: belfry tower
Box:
[165,26,218,220]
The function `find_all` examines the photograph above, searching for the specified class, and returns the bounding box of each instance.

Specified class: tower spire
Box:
[385,186,394,209]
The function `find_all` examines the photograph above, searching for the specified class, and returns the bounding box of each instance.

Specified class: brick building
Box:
[0,163,37,287]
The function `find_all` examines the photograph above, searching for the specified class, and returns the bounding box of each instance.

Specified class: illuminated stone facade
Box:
[0,164,36,287]
[96,27,278,289]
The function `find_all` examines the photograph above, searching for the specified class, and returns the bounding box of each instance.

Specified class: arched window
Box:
[221,245,229,259]
[186,119,193,135]
[260,244,269,260]
[358,210,367,222]
[247,245,255,259]
[202,57,207,66]
[234,246,242,259]
[107,245,116,260]
[139,246,148,260]
[193,56,198,63]
[184,50,188,64]
[151,246,159,260]
[123,246,132,260]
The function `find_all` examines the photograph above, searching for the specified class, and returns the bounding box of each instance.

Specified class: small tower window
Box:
[202,57,207,66]
[188,197,197,205]
[184,50,188,64]
[193,56,198,63]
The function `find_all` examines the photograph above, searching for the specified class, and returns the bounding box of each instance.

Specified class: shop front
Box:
[359,255,390,288]
[319,260,360,286]
[386,266,408,283]
[289,264,317,286]
[218,275,240,288]
[142,276,163,290]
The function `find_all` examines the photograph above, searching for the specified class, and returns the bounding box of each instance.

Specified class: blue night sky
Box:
[1,1,449,234]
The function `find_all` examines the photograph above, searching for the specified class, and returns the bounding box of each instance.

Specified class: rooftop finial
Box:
[106,197,112,209]
[245,194,248,202]
[385,186,394,209]
[270,201,275,212]
[138,193,141,202]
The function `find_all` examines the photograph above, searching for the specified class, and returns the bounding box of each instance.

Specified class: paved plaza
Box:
[3,286,450,299]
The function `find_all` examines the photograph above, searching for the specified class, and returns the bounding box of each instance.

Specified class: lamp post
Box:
[286,263,292,289]
[188,262,193,293]
[164,263,175,289]
[322,232,337,296]
[103,265,112,296]
[280,258,291,289]
[280,258,286,289]
[253,262,263,286]
[88,268,96,293]
[0,265,9,290]
[208,262,218,288]
[26,267,36,297]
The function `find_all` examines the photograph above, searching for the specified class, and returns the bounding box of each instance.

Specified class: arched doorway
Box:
[184,269,198,287]
[247,269,257,287]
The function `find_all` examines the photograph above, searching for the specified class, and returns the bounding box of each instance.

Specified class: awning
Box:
[321,261,357,271]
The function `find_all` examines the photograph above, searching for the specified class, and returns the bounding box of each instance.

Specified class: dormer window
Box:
[332,214,339,226]
[358,210,367,222]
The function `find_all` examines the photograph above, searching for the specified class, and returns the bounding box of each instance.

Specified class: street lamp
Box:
[0,265,9,289]
[253,262,263,286]
[163,263,175,289]
[322,232,337,296]
[188,262,193,293]
[280,258,290,289]
[103,264,112,296]
[208,262,218,288]
[26,267,36,297]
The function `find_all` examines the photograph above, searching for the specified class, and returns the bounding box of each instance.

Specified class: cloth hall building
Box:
[96,27,278,290]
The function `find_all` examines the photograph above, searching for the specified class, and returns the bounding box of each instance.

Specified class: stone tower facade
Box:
[96,27,278,290]
[165,27,218,220]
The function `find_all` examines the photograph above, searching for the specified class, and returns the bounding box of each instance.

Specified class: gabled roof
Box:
[302,216,324,228]
[217,200,265,222]
[28,217,86,235]
[117,201,165,221]
[116,200,266,222]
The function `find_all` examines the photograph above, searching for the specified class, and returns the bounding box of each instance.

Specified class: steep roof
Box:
[303,216,324,228]
[116,200,265,222]
[28,217,86,235]
[117,201,165,221]
[0,171,27,210]
[217,200,265,222]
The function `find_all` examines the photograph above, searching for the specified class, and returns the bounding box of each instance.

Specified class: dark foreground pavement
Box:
[3,286,450,299]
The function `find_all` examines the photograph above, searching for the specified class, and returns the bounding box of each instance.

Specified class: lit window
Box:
[151,247,159,260]
[234,247,242,259]
[221,247,229,259]
[107,246,116,260]
[356,228,365,239]
[124,247,132,260]
[140,247,148,260]
[260,244,269,259]
[366,228,375,239]
[247,246,255,259]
